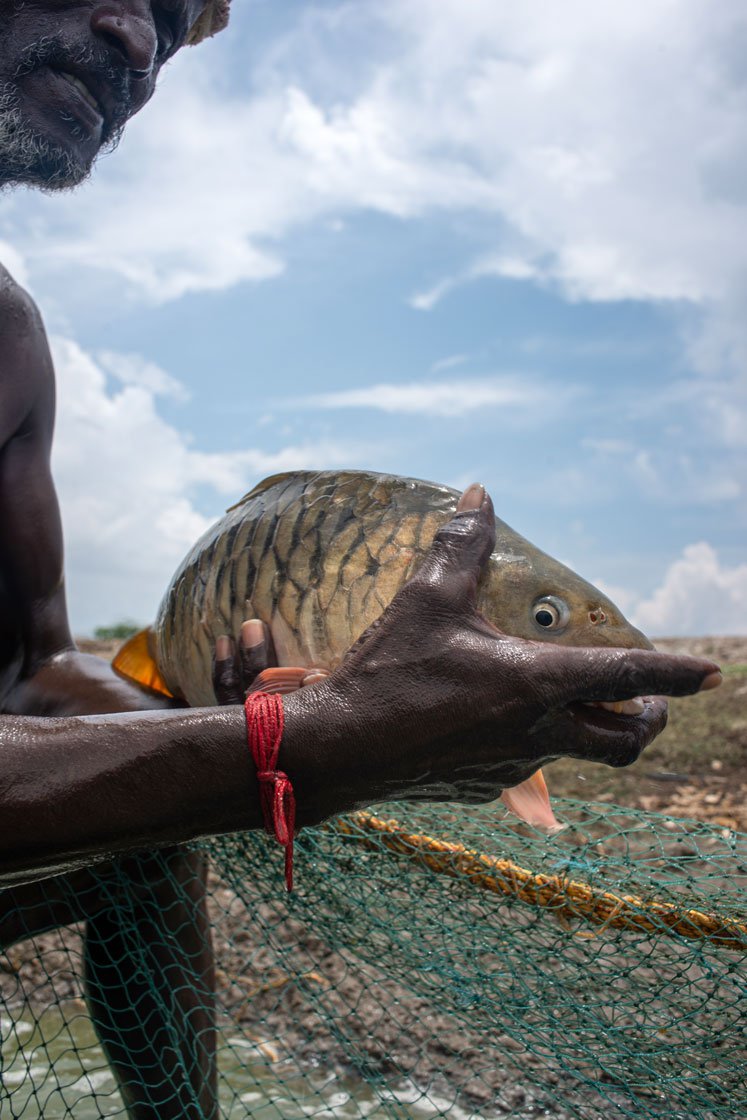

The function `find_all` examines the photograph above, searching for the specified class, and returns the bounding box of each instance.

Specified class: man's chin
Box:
[0,97,104,191]
[0,131,93,191]
[20,148,92,192]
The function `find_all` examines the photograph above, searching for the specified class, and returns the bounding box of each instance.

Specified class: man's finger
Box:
[456,482,487,515]
[239,619,275,690]
[540,645,722,705]
[410,484,496,606]
[212,636,243,705]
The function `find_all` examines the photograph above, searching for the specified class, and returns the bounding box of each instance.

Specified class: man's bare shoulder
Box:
[0,264,43,331]
[0,262,54,443]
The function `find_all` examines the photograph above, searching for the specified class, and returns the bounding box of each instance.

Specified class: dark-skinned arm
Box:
[0,270,175,715]
[0,272,72,669]
[0,705,257,884]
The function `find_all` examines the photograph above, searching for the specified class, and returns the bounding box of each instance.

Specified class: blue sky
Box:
[1,0,745,635]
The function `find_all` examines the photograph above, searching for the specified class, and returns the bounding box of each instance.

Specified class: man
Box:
[0,2,722,1118]
[1,6,230,1116]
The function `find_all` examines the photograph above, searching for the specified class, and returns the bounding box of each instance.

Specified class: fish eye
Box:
[532,595,570,632]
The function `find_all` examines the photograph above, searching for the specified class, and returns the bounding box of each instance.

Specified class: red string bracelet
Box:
[244,692,296,891]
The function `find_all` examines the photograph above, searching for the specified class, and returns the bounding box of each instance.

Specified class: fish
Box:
[114,470,653,830]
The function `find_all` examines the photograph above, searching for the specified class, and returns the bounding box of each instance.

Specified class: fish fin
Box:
[225,471,306,513]
[500,769,564,834]
[248,667,329,695]
[111,628,175,699]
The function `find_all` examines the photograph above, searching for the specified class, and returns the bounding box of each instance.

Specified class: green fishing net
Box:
[2,799,746,1119]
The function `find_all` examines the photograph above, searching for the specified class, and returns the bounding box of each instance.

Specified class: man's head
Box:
[0,1,230,192]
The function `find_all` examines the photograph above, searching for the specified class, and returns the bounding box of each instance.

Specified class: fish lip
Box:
[565,696,663,733]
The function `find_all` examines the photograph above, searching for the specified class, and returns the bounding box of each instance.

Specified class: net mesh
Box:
[2,798,746,1119]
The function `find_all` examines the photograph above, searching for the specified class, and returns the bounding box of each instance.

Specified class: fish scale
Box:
[143,469,652,709]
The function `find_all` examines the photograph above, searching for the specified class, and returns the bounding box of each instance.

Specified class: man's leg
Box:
[84,848,218,1120]
[0,868,103,947]
[0,850,218,1120]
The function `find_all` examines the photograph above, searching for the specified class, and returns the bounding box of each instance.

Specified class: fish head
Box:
[475,512,653,832]
[478,517,652,651]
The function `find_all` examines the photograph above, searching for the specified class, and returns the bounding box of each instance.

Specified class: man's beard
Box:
[0,84,83,190]
[0,36,131,192]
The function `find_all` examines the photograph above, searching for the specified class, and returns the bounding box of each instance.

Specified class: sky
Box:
[1,0,745,636]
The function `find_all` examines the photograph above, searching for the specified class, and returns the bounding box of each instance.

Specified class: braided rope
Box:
[245,692,296,891]
[331,811,747,953]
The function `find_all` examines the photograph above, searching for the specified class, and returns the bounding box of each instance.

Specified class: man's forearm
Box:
[0,706,260,884]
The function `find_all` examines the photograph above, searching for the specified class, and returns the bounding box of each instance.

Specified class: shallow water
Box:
[1,1008,474,1119]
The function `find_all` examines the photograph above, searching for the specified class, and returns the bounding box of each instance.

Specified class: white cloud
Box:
[265,0,745,375]
[96,349,190,402]
[409,279,457,313]
[650,376,747,451]
[50,337,361,632]
[1,0,742,386]
[430,354,469,374]
[411,250,557,311]
[409,253,543,311]
[292,375,572,417]
[630,543,747,637]
[627,448,742,506]
[0,240,30,289]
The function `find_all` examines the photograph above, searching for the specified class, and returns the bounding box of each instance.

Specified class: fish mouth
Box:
[584,697,646,716]
[567,695,662,734]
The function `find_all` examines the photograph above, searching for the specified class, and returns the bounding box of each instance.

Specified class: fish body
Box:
[146,470,651,707]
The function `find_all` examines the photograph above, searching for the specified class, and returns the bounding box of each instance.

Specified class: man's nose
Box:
[90,3,158,76]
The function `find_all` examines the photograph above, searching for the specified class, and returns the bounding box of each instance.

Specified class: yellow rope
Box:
[330,812,747,954]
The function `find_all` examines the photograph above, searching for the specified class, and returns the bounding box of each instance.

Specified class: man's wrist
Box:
[280,682,381,827]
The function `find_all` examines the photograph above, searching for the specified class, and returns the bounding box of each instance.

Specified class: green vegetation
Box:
[93,621,140,641]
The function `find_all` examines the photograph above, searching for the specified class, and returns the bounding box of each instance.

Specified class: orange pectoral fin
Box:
[500,768,563,833]
[111,628,174,699]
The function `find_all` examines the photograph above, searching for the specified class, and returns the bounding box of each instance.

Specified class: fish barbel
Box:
[115,469,653,829]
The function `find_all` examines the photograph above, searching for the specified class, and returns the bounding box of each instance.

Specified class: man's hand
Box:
[3,649,182,716]
[212,620,275,704]
[275,484,720,825]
